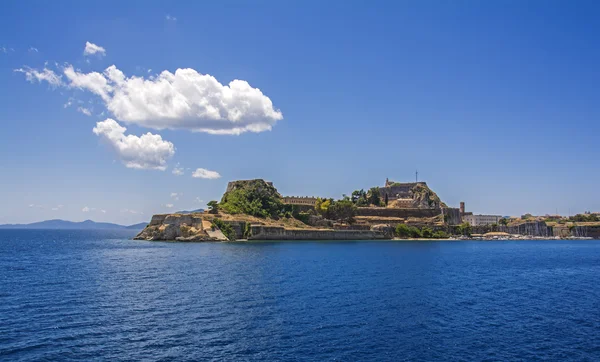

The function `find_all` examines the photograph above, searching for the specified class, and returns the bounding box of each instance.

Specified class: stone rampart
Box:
[356,207,442,218]
[149,214,168,226]
[248,226,387,240]
[379,182,425,200]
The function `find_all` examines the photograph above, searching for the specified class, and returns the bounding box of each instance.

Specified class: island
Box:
[134,178,600,241]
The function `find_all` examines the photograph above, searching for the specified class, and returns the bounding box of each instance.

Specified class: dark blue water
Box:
[1,230,599,361]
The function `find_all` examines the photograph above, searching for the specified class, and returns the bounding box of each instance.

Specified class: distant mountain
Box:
[124,222,148,230]
[174,208,205,214]
[0,219,148,230]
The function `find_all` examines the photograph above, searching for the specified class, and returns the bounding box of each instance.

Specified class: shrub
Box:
[220,180,283,218]
[212,218,236,241]
[207,200,219,214]
[395,224,411,238]
[432,230,449,239]
[296,212,311,225]
[421,227,433,238]
[457,222,472,236]
[395,224,422,238]
[408,226,422,238]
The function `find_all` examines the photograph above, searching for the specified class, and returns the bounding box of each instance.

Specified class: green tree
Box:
[457,222,472,236]
[421,227,433,238]
[367,187,381,206]
[351,189,368,206]
[315,198,332,216]
[207,200,219,214]
[327,199,357,223]
[395,224,411,238]
[396,224,424,238]
[432,230,449,239]
[499,218,509,226]
[408,226,422,238]
[384,193,389,207]
[220,180,283,218]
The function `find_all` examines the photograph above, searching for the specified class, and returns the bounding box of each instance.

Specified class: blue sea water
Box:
[1,230,599,361]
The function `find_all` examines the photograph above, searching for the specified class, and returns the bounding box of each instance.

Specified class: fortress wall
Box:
[149,214,168,226]
[570,225,600,238]
[356,207,441,218]
[222,220,248,239]
[248,226,387,240]
[442,208,463,225]
[379,182,426,200]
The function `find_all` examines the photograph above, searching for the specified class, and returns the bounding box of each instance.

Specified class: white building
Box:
[463,214,502,226]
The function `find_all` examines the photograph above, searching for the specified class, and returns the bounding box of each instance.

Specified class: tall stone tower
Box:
[460,201,465,214]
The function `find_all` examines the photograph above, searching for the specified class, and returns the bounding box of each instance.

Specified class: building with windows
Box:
[282,196,318,206]
[462,214,503,226]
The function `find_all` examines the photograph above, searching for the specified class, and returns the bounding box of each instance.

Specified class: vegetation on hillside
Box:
[219,179,283,218]
[568,213,600,222]
[315,198,357,223]
[211,218,236,241]
[349,187,384,207]
[456,222,472,236]
[394,224,450,239]
[207,200,219,214]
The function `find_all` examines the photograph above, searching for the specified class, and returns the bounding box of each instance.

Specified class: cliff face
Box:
[410,184,447,209]
[134,213,228,241]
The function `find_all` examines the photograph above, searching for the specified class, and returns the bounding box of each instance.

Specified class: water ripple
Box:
[1,231,599,360]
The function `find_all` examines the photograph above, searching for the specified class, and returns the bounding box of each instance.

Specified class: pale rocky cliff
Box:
[134,213,228,241]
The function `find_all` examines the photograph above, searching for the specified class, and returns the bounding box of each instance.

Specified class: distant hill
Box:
[0,219,148,230]
[124,222,148,230]
[174,208,204,214]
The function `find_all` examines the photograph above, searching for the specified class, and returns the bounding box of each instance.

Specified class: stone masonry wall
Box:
[356,207,442,218]
[248,226,387,240]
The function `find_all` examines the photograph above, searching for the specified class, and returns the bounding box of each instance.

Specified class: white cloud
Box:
[84,41,106,56]
[166,14,177,21]
[1,47,6,54]
[16,60,283,135]
[170,192,180,200]
[28,47,39,53]
[172,167,184,176]
[93,118,175,170]
[82,206,96,212]
[64,65,111,100]
[28,204,45,209]
[62,64,283,135]
[15,67,63,87]
[51,204,64,211]
[77,107,92,116]
[121,208,143,214]
[192,168,221,179]
[165,203,174,208]
[101,209,106,214]
[195,197,203,204]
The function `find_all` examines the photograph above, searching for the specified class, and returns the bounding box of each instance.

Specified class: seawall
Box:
[248,226,388,240]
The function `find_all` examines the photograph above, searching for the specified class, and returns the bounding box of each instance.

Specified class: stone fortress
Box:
[380,178,434,208]
[135,177,579,241]
[282,178,443,209]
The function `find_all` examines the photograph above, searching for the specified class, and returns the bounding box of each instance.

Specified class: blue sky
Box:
[1,0,599,224]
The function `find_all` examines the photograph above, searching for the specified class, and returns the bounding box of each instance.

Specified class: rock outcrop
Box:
[134,213,228,241]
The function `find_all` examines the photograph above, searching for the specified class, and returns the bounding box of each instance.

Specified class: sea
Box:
[1,229,599,361]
